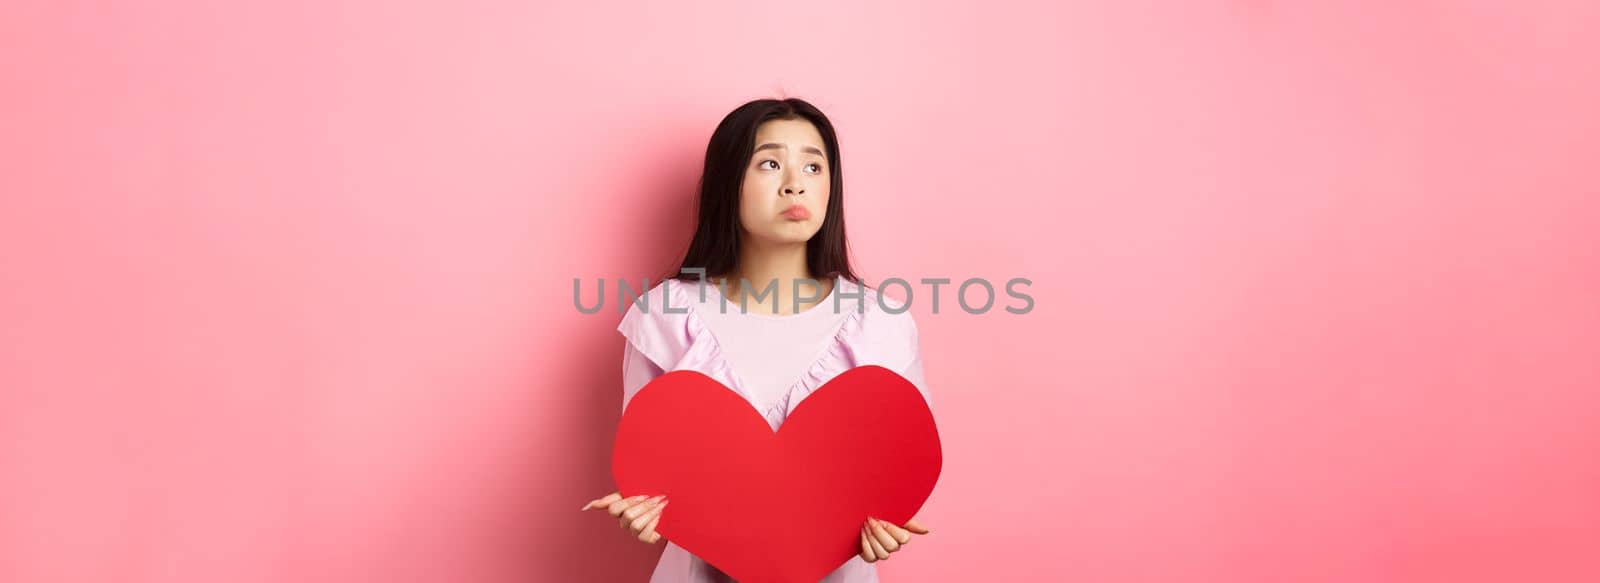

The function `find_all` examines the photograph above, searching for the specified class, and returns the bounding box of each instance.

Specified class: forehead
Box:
[753,118,825,149]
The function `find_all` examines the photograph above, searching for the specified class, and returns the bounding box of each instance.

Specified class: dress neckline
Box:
[670,276,867,420]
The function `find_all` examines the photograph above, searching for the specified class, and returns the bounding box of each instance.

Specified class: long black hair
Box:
[663,98,859,285]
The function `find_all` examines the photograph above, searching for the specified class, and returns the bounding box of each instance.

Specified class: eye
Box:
[758,159,778,170]
[806,163,824,174]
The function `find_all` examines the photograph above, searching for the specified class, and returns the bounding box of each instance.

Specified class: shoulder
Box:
[615,278,697,370]
[837,279,921,365]
[846,279,918,332]
[617,278,678,321]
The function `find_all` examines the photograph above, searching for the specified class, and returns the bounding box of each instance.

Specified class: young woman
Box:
[581,98,933,582]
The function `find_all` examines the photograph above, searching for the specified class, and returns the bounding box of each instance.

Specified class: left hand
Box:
[858,516,931,563]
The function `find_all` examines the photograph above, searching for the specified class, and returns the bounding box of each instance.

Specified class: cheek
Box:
[741,169,770,196]
[740,183,766,211]
[738,184,768,225]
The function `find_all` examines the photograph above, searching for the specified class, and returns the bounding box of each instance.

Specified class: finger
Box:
[902,518,932,535]
[880,520,912,545]
[638,508,665,543]
[606,494,650,518]
[865,523,890,560]
[868,518,900,553]
[859,527,876,563]
[619,496,665,528]
[629,500,666,533]
[605,495,644,517]
[582,492,622,511]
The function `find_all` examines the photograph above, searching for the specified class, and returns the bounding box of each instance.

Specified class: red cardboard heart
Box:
[612,365,942,583]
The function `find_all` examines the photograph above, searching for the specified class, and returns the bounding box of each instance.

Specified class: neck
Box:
[719,237,832,312]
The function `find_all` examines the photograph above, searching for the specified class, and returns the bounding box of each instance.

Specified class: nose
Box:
[783,182,805,197]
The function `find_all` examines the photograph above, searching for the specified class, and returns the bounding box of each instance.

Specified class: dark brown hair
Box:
[663,98,858,285]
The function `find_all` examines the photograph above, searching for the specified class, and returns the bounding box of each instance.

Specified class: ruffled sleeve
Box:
[614,280,696,372]
[615,279,755,410]
[850,290,931,408]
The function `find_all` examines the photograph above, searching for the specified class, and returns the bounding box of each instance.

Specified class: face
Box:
[738,118,831,246]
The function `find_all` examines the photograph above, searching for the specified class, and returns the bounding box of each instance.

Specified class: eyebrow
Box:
[754,143,825,157]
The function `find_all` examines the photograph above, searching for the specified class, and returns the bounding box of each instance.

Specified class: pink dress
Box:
[615,276,930,583]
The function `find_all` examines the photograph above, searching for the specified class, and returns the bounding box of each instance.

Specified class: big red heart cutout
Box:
[612,365,942,583]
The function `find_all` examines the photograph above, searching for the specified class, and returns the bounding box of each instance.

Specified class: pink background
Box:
[3,1,1598,581]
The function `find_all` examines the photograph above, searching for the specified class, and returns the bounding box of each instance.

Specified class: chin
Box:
[757,229,815,245]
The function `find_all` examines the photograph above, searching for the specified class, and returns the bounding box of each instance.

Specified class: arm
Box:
[901,314,931,409]
[621,338,665,414]
[582,339,669,544]
[860,312,935,563]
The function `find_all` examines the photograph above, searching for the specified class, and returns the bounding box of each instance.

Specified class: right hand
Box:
[581,491,668,544]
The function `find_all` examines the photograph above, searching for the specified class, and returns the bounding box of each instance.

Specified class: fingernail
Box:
[649,495,665,503]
